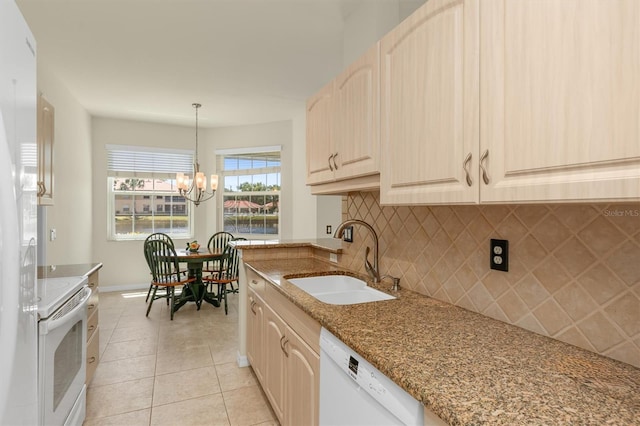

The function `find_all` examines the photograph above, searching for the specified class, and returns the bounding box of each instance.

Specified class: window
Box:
[218,147,281,238]
[106,145,194,240]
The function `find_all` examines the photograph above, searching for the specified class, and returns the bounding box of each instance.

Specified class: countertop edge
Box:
[233,238,343,253]
[38,262,103,279]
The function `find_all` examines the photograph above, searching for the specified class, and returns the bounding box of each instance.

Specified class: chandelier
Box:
[176,103,218,207]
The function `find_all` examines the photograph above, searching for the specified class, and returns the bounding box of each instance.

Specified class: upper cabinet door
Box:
[333,43,380,181]
[480,0,640,203]
[380,0,480,205]
[306,81,335,185]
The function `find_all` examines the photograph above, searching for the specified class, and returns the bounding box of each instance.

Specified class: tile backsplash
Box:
[335,193,640,368]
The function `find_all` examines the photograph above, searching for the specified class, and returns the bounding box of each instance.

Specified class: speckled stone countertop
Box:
[244,257,640,426]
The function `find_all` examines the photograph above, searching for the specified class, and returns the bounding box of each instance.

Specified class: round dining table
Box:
[171,248,226,312]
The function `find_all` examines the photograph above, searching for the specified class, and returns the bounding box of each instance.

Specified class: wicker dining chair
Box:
[144,239,195,320]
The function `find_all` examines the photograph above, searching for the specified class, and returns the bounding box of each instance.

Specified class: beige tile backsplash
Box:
[334,192,640,368]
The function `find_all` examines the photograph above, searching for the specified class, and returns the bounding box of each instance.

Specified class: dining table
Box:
[171,248,227,312]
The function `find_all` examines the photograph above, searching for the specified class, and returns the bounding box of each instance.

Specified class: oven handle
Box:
[42,287,92,334]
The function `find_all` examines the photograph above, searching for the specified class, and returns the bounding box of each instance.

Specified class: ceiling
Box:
[17,0,421,128]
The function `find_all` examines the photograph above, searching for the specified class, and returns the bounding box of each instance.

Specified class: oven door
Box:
[39,286,91,426]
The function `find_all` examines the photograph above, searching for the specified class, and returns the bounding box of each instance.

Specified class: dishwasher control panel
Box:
[320,328,425,425]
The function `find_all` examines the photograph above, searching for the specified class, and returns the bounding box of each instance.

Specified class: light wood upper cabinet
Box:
[37,94,54,205]
[380,0,480,205]
[480,0,640,202]
[333,44,379,182]
[306,43,380,193]
[310,0,639,203]
[306,81,335,185]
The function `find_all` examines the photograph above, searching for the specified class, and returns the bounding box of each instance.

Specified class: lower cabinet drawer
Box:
[86,327,99,385]
[87,308,98,341]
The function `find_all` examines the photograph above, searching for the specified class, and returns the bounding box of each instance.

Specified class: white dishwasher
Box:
[320,328,436,426]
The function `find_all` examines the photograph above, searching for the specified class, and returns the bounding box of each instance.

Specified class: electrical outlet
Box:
[326,225,332,234]
[50,228,56,241]
[490,239,508,271]
[343,226,353,243]
[329,253,338,263]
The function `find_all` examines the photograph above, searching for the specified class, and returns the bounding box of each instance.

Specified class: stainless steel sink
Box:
[287,275,395,305]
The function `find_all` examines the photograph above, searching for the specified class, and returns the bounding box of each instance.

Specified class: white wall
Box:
[37,63,93,266]
[92,116,316,289]
[91,117,205,288]
[343,0,400,65]
[291,111,318,239]
[204,118,315,240]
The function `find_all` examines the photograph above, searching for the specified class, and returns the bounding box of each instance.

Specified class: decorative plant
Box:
[187,240,200,252]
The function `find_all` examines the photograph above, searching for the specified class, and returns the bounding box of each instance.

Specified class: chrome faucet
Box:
[334,219,380,283]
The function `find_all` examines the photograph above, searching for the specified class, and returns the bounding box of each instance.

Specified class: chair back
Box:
[207,231,234,253]
[145,239,181,284]
[144,233,175,269]
[220,243,241,280]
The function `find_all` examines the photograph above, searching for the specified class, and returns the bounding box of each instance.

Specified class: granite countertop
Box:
[244,257,640,426]
[38,262,103,279]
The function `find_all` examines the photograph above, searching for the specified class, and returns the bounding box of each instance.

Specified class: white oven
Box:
[38,276,91,426]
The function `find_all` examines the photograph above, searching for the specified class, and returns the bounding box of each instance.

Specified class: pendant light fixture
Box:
[176,103,218,206]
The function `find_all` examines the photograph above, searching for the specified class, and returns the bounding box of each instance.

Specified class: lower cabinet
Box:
[247,290,265,384]
[284,324,319,426]
[245,268,319,426]
[264,305,286,421]
[86,269,100,384]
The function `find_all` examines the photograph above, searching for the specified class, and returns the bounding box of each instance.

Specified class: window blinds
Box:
[106,144,193,179]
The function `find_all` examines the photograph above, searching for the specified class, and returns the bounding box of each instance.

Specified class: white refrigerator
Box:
[0,0,39,424]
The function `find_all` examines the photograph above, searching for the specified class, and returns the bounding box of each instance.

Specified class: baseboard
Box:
[237,351,249,368]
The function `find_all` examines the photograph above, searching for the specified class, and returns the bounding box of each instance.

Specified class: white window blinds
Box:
[106,144,193,179]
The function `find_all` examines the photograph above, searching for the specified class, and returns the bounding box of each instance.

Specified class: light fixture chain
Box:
[193,102,201,163]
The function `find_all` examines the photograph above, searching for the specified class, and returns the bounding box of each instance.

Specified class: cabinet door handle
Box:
[87,325,96,333]
[328,154,334,171]
[332,152,339,170]
[88,304,96,311]
[479,149,490,184]
[463,153,473,187]
[250,300,257,315]
[87,356,96,364]
[279,335,289,357]
[251,279,258,285]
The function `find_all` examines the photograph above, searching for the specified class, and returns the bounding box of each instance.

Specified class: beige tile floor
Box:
[84,289,278,426]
